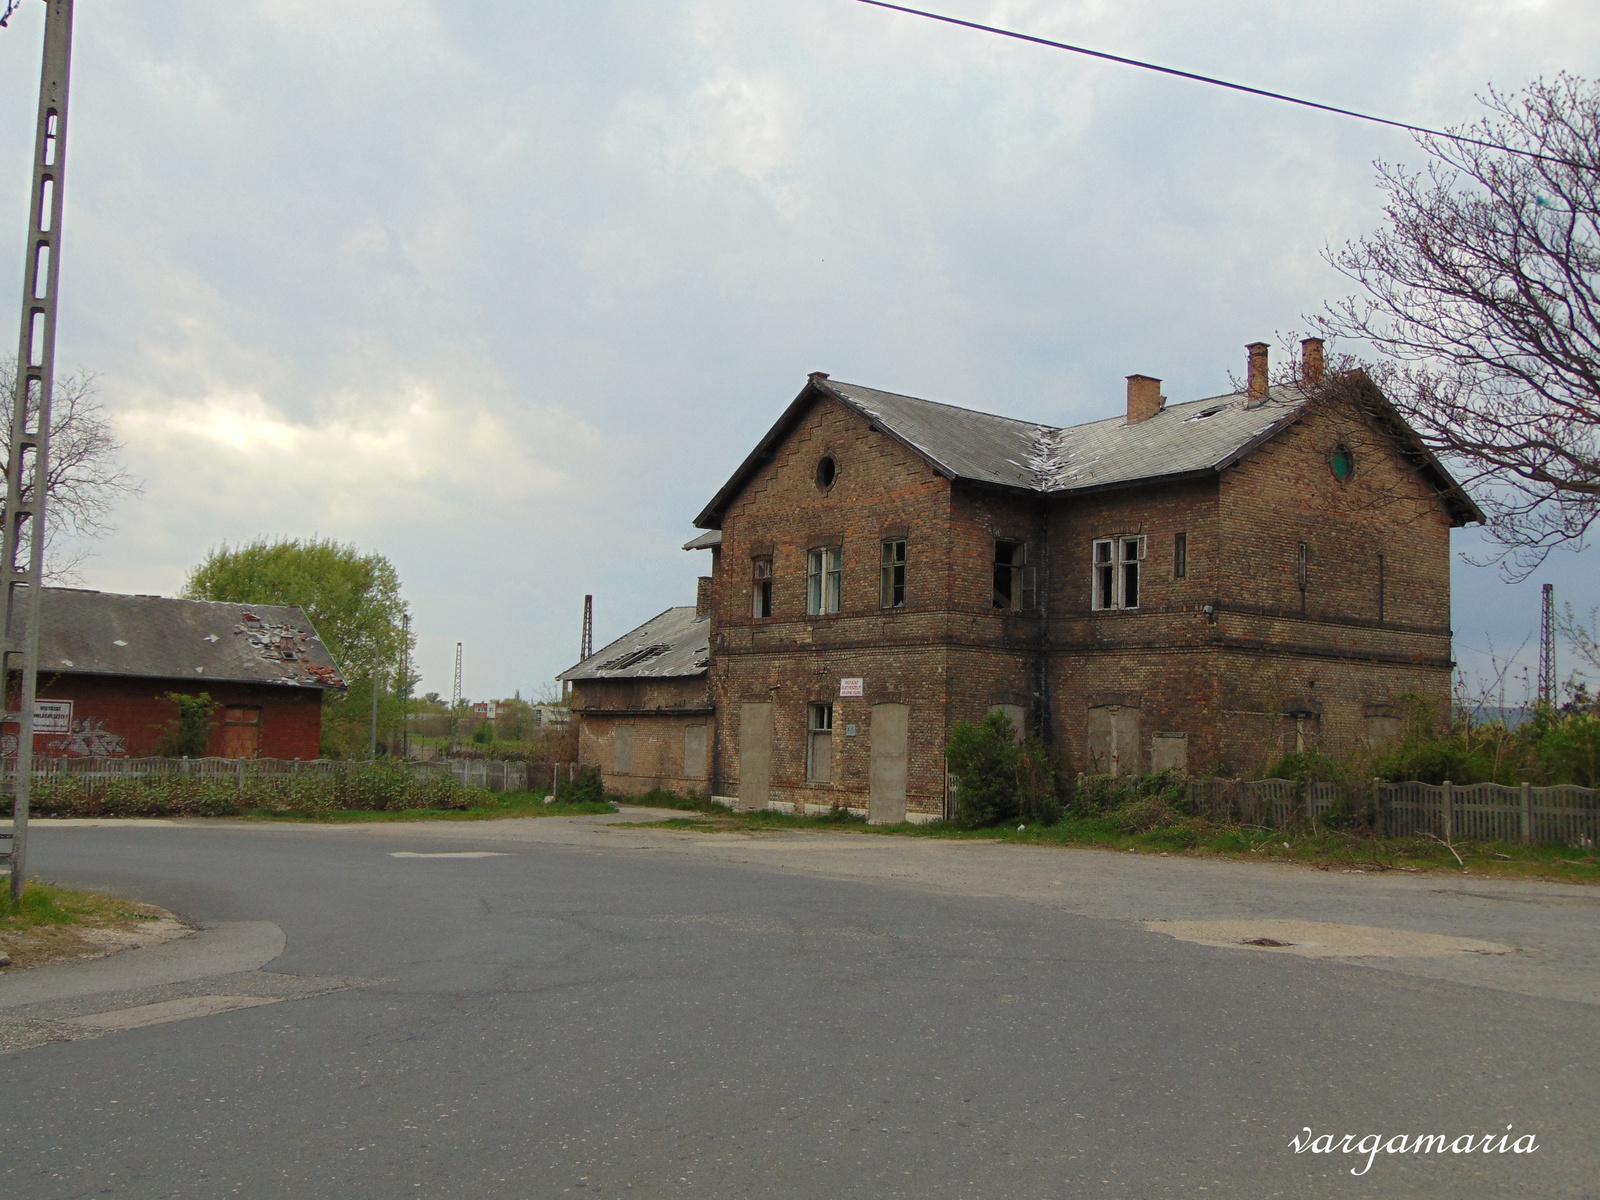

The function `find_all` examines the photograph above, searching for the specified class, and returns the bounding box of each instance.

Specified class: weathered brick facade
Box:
[690,358,1478,820]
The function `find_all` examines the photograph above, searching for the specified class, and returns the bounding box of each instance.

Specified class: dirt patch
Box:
[1144,919,1519,959]
[0,908,190,972]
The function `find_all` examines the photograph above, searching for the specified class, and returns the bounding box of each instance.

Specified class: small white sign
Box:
[34,700,73,733]
[839,678,864,698]
[5,700,73,733]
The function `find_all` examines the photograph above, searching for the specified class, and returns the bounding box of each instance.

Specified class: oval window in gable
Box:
[1330,445,1354,480]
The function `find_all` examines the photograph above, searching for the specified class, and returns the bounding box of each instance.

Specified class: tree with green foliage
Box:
[182,538,414,758]
[182,537,408,678]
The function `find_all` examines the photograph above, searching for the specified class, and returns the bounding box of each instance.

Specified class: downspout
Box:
[1036,499,1052,744]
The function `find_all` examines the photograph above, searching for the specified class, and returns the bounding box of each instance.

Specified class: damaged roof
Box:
[559,606,709,683]
[18,589,347,690]
[694,373,1482,527]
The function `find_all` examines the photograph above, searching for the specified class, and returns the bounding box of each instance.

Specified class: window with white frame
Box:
[1092,536,1144,610]
[752,556,773,618]
[992,539,1036,611]
[807,546,842,615]
[807,702,834,782]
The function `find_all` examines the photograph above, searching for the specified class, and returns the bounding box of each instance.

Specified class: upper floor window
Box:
[1173,532,1188,579]
[881,539,907,609]
[752,556,773,618]
[807,546,842,615]
[993,539,1036,611]
[1092,536,1143,610]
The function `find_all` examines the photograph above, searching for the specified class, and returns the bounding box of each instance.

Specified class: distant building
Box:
[4,589,346,759]
[558,603,711,796]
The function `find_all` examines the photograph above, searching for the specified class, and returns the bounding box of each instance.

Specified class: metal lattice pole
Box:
[1538,583,1556,709]
[4,0,72,902]
[448,641,462,750]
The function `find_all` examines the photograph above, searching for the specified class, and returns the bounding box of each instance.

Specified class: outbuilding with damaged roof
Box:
[4,589,346,760]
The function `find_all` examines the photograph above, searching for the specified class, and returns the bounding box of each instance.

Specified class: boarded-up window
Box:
[1085,704,1140,776]
[684,724,708,779]
[987,703,1025,742]
[1150,732,1188,775]
[612,725,635,775]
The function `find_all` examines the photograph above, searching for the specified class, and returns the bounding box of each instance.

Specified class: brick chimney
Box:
[696,575,713,618]
[1246,342,1270,404]
[1300,337,1325,385]
[1125,374,1164,424]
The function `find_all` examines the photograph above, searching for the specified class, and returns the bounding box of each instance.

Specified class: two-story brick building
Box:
[686,340,1480,821]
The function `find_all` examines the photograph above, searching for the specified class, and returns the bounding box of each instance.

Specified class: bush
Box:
[151,693,216,758]
[559,768,606,807]
[1116,795,1180,833]
[13,763,471,819]
[1071,769,1187,818]
[945,711,1063,829]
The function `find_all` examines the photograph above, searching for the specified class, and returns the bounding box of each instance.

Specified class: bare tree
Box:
[1316,74,1600,577]
[0,355,141,580]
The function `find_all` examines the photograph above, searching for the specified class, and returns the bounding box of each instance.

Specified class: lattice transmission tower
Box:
[1538,583,1556,709]
[3,0,74,901]
[448,641,463,749]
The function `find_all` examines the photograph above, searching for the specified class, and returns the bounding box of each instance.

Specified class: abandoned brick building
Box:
[561,599,712,796]
[3,589,345,759]
[667,338,1481,822]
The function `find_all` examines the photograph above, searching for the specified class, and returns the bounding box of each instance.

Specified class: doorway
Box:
[737,702,773,811]
[868,702,909,824]
[220,706,262,759]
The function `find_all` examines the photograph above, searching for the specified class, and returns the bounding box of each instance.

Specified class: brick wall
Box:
[6,674,326,758]
[570,674,713,796]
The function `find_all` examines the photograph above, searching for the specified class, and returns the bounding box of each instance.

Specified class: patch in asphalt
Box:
[0,968,380,1053]
[388,851,509,859]
[1144,919,1520,959]
[65,994,279,1030]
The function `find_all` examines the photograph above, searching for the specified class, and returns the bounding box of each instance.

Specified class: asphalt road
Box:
[1,815,1596,1199]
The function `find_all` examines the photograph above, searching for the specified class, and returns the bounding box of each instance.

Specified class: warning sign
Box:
[839,678,864,698]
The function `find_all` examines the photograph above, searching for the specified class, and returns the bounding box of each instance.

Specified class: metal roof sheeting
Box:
[21,589,346,689]
[559,606,709,682]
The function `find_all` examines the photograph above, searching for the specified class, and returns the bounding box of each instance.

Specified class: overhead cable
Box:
[853,0,1587,171]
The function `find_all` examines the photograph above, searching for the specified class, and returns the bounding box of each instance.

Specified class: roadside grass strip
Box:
[1,882,179,971]
[628,807,1600,884]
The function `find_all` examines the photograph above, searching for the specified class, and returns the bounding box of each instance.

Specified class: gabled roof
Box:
[559,606,709,683]
[19,589,346,689]
[694,372,1482,528]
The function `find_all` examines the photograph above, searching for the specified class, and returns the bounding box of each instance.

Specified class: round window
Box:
[1330,446,1354,480]
[816,455,837,489]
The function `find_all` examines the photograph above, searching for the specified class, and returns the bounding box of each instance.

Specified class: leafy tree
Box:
[0,356,140,579]
[1316,75,1600,574]
[182,537,408,679]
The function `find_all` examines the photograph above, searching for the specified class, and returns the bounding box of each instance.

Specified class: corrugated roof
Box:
[559,606,709,682]
[21,589,346,689]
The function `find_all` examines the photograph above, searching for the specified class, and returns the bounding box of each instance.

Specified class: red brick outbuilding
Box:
[4,589,346,759]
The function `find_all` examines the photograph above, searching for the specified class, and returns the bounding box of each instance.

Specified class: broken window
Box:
[1173,532,1187,579]
[1092,537,1143,610]
[752,556,773,619]
[992,540,1036,611]
[1297,541,1310,598]
[598,644,670,671]
[807,702,834,783]
[807,546,842,615]
[880,539,906,609]
[1377,553,1386,624]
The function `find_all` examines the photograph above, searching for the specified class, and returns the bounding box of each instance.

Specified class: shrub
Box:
[560,768,606,807]
[1116,795,1180,833]
[945,712,1064,828]
[151,693,216,758]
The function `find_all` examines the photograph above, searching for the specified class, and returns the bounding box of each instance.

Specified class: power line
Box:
[0,1,24,30]
[853,0,1587,171]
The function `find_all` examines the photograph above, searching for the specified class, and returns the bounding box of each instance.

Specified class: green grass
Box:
[238,790,616,823]
[632,808,1600,883]
[0,881,164,934]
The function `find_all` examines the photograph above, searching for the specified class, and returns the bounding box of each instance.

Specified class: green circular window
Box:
[1331,446,1354,480]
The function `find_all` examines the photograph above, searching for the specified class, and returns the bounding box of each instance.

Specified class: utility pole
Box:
[1538,583,1556,709]
[448,641,462,750]
[399,612,411,759]
[368,663,385,761]
[3,1,73,902]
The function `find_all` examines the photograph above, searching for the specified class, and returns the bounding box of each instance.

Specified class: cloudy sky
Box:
[1,0,1595,703]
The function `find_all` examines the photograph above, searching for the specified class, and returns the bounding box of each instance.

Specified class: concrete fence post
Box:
[1521,781,1533,844]
[1441,780,1453,842]
[236,758,244,799]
